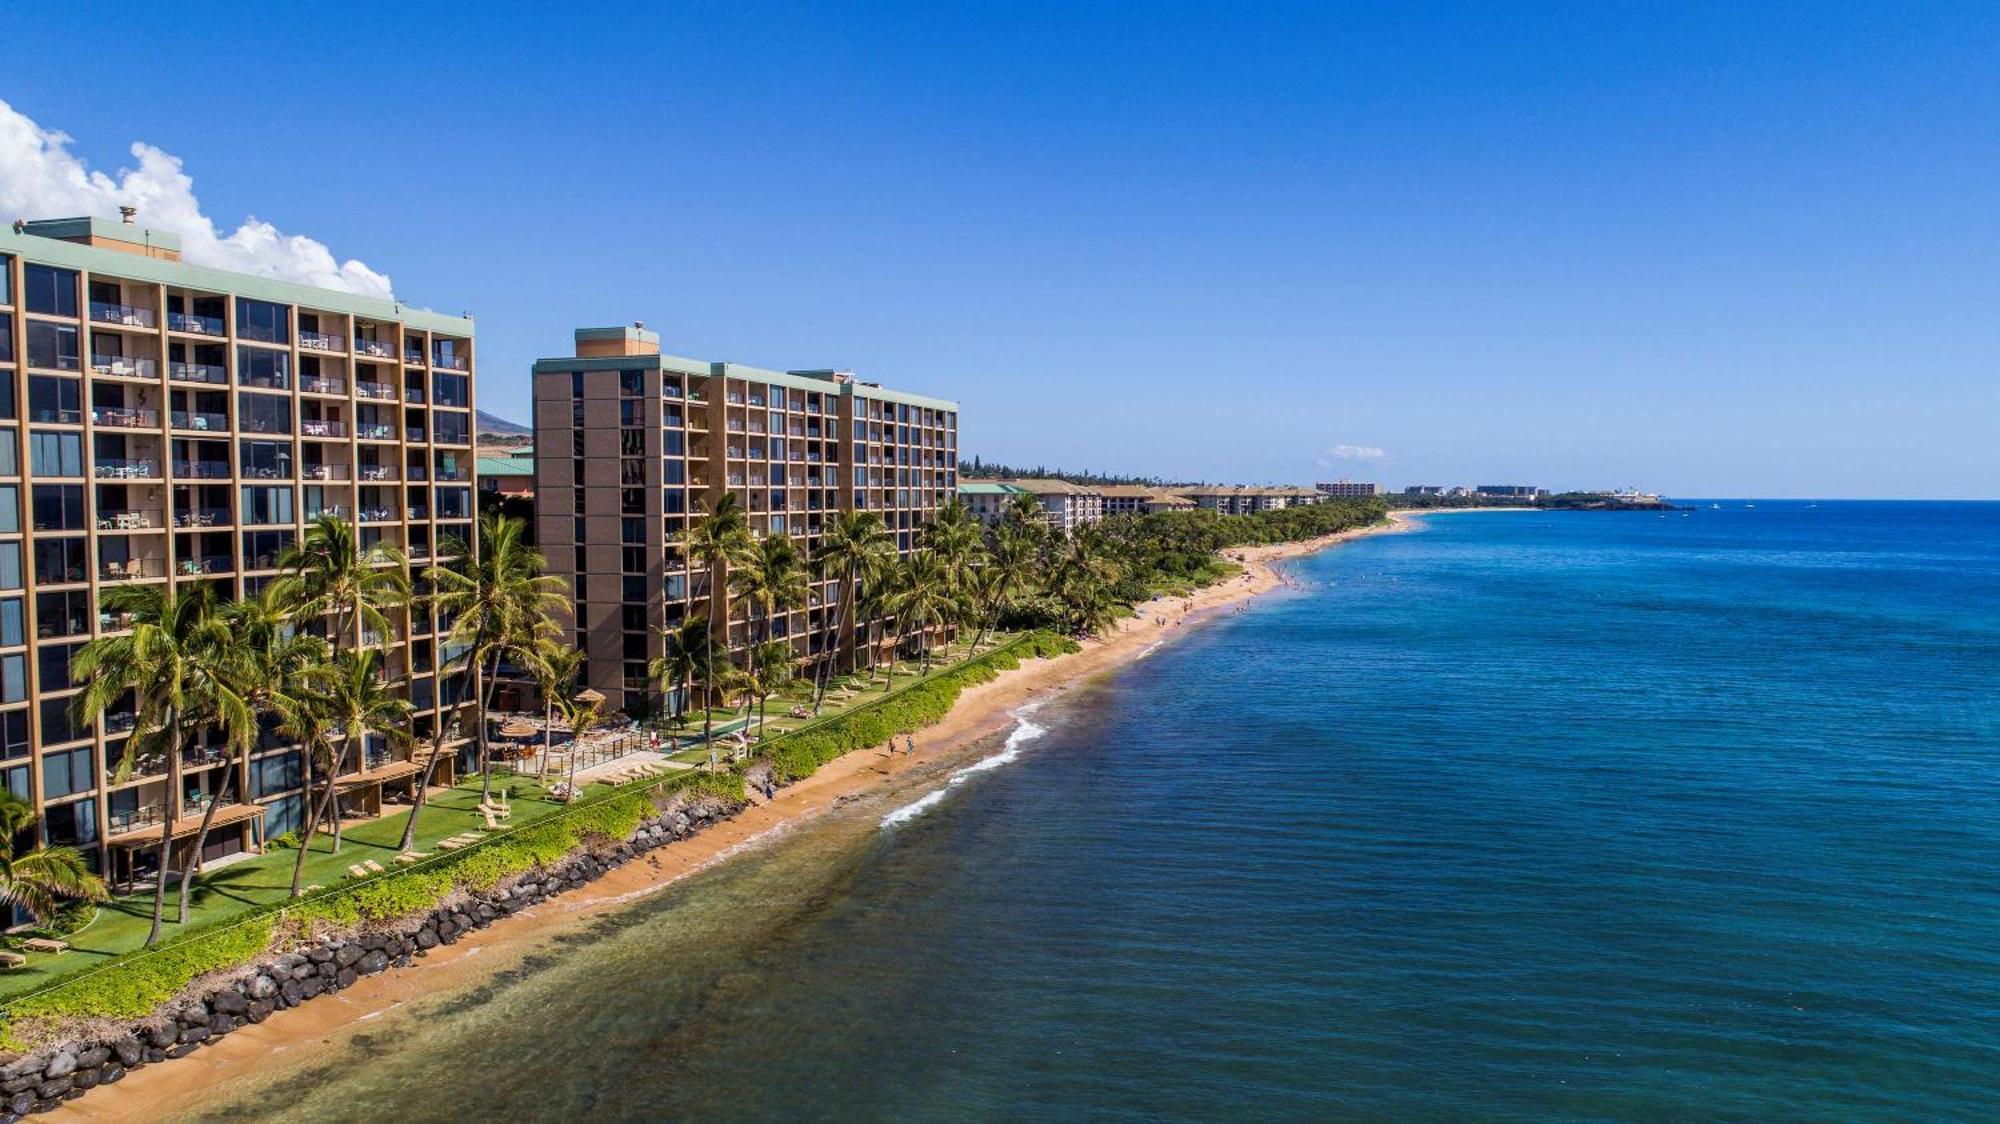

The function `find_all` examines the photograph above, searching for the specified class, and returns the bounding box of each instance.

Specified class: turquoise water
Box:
[191,503,2000,1121]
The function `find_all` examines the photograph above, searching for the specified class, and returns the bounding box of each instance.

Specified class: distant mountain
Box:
[477,409,531,437]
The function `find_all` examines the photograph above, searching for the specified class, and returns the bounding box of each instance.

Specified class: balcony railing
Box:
[178,555,234,576]
[403,350,426,367]
[356,422,396,440]
[97,510,159,531]
[95,458,158,479]
[171,459,231,479]
[93,406,158,428]
[241,463,293,480]
[407,505,430,521]
[91,302,156,329]
[169,410,228,432]
[168,311,226,336]
[358,465,398,481]
[359,507,398,522]
[30,406,82,424]
[354,339,394,359]
[408,466,431,481]
[301,375,346,395]
[307,504,346,519]
[405,427,426,443]
[432,354,469,371]
[100,558,161,581]
[404,387,425,404]
[303,464,350,481]
[175,508,229,527]
[92,356,154,378]
[299,330,345,352]
[169,361,228,385]
[301,419,346,438]
[356,381,395,400]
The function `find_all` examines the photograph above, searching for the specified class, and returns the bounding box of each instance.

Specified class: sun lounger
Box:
[363,859,386,874]
[393,852,427,865]
[436,839,464,851]
[348,864,369,878]
[0,952,25,970]
[20,938,68,955]
[481,809,504,830]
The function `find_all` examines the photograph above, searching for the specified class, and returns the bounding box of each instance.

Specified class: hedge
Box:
[0,634,1069,1042]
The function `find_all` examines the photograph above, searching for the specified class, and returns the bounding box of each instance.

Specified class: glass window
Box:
[237,392,292,435]
[0,254,10,304]
[0,544,18,590]
[27,376,81,424]
[23,265,78,317]
[41,747,93,799]
[434,411,469,445]
[25,321,79,371]
[29,431,82,476]
[237,346,290,390]
[239,440,292,479]
[0,654,21,703]
[240,486,294,525]
[0,486,15,534]
[30,485,85,532]
[432,373,469,408]
[0,601,18,647]
[0,431,18,475]
[261,793,302,837]
[43,798,96,846]
[0,311,11,364]
[235,298,290,344]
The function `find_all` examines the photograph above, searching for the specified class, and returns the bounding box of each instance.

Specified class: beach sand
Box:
[64,513,1418,1121]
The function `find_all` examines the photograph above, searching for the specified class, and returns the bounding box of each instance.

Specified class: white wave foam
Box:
[1134,640,1165,660]
[880,703,1051,828]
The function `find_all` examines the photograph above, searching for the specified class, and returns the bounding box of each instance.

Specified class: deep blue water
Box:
[194,502,2000,1122]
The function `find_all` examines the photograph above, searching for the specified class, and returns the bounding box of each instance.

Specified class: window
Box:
[32,539,86,585]
[237,346,290,390]
[25,322,79,371]
[24,265,77,317]
[434,411,469,445]
[236,299,289,344]
[239,440,292,479]
[241,485,294,525]
[27,376,81,423]
[0,311,12,363]
[37,637,84,687]
[620,370,644,396]
[621,604,648,631]
[43,798,96,847]
[31,485,85,532]
[437,487,471,519]
[0,487,15,534]
[0,543,18,590]
[1,711,25,759]
[238,392,292,434]
[41,747,93,799]
[29,431,82,476]
[261,794,303,838]
[432,373,469,408]
[0,655,21,703]
[622,517,645,544]
[0,255,10,304]
[252,750,303,797]
[0,600,20,647]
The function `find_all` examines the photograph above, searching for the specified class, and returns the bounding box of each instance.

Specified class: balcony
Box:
[93,406,158,429]
[302,375,347,395]
[177,554,234,576]
[303,464,350,481]
[301,419,347,438]
[407,504,430,520]
[101,558,162,581]
[404,350,426,367]
[356,381,395,401]
[354,339,394,359]
[357,465,398,482]
[175,508,229,528]
[356,422,396,440]
[169,410,228,432]
[307,504,346,519]
[405,427,427,443]
[97,510,160,531]
[404,387,425,404]
[169,361,228,386]
[91,302,156,329]
[241,463,292,481]
[91,355,153,378]
[432,354,469,372]
[168,311,225,336]
[407,465,431,481]
[95,457,158,480]
[359,506,399,523]
[171,459,231,480]
[299,330,345,352]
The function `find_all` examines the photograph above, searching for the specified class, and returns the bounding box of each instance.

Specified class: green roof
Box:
[957,482,1026,495]
[475,455,535,477]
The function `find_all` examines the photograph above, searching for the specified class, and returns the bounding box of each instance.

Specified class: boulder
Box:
[358,950,390,975]
[210,988,248,1015]
[246,974,279,1000]
[110,1038,142,1067]
[335,943,365,968]
[100,1065,124,1085]
[177,1027,209,1046]
[145,1024,178,1050]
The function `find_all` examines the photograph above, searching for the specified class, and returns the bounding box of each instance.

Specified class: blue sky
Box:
[4,2,1996,496]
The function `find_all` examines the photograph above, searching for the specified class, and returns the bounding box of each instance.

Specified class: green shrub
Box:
[265,831,301,851]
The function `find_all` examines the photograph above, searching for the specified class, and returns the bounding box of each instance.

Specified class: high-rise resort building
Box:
[0,216,477,894]
[531,325,958,714]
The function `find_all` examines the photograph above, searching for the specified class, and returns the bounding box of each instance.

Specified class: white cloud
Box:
[0,99,393,298]
[1317,444,1387,467]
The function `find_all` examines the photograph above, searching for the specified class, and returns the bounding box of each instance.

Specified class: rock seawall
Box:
[0,796,741,1119]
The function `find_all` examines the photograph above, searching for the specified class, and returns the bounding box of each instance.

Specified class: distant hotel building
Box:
[958,480,1027,524]
[1315,479,1381,498]
[0,216,477,887]
[1179,485,1325,514]
[1096,484,1196,516]
[1476,485,1542,500]
[988,479,1104,533]
[532,326,957,714]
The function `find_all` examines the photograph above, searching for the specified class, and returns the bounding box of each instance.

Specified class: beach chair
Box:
[363,859,386,874]
[481,808,504,830]
[0,952,25,970]
[436,838,463,851]
[347,864,369,878]
[20,938,68,955]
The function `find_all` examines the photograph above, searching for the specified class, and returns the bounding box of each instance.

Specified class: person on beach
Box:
[905,734,916,756]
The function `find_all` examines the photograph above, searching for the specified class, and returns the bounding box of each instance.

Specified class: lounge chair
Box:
[20,938,68,955]
[363,859,386,874]
[0,952,25,970]
[347,864,370,878]
[436,838,464,851]
[481,808,504,830]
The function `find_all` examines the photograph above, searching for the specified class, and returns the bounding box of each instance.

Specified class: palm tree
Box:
[1005,491,1048,541]
[970,523,1039,652]
[424,512,565,814]
[0,792,107,923]
[649,616,714,734]
[1050,530,1123,636]
[69,582,249,945]
[870,559,912,691]
[674,492,754,748]
[271,514,409,652]
[557,685,603,802]
[530,641,587,783]
[732,533,809,651]
[891,550,959,674]
[750,640,795,738]
[809,510,894,711]
[271,670,339,898]
[318,648,413,854]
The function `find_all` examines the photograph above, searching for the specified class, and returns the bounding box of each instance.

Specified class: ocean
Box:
[185,502,2000,1121]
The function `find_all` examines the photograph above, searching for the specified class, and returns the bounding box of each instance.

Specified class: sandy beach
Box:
[65,513,1417,1121]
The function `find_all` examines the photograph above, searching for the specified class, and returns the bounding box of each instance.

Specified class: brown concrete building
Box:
[0,216,478,890]
[531,325,958,714]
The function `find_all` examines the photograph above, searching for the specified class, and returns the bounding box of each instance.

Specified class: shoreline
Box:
[65,513,1419,1121]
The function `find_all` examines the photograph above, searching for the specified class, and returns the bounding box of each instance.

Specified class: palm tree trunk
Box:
[477,650,504,802]
[329,735,353,854]
[144,718,181,948]
[289,743,320,897]
[396,723,453,853]
[810,563,853,714]
[538,694,553,783]
[970,577,1010,654]
[176,759,237,923]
